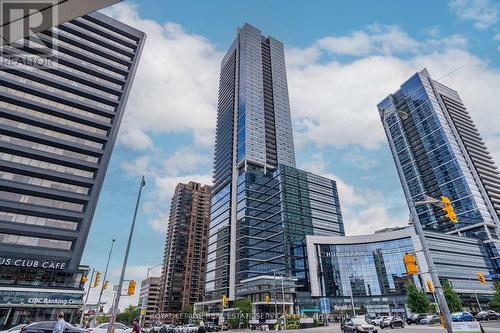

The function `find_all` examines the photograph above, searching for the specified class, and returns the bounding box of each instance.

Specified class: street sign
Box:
[452,322,481,333]
[485,273,500,279]
[140,309,146,315]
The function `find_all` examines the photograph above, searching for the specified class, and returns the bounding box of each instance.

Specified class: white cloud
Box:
[287,30,500,162]
[301,153,407,235]
[342,149,379,170]
[316,25,420,56]
[103,3,222,150]
[121,147,212,233]
[449,0,499,29]
[85,265,164,312]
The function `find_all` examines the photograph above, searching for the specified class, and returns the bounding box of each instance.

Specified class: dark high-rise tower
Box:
[378,69,500,269]
[0,10,145,324]
[201,24,344,313]
[158,182,211,315]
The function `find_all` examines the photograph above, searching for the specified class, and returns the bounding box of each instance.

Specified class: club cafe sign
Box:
[0,257,66,270]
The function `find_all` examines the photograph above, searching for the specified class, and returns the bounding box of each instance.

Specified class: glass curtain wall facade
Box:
[307,228,494,316]
[378,69,500,246]
[207,23,297,303]
[204,24,344,309]
[0,12,145,327]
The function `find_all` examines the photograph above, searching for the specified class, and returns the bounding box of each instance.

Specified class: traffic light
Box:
[441,196,458,223]
[477,272,486,284]
[403,253,418,275]
[99,305,104,313]
[426,280,434,293]
[103,280,109,290]
[222,295,228,308]
[94,272,101,287]
[265,295,270,304]
[127,280,136,295]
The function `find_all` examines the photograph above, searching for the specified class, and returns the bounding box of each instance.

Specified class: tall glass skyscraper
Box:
[0,10,145,325]
[378,69,500,268]
[202,24,344,312]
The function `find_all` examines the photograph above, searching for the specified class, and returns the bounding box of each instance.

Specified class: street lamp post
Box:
[94,239,115,324]
[139,263,163,326]
[107,176,146,333]
[468,275,482,311]
[79,268,95,326]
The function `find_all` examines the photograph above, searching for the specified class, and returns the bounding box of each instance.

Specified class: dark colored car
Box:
[379,317,405,329]
[475,310,500,321]
[341,316,378,333]
[204,323,218,332]
[20,322,83,333]
[452,312,475,322]
[406,314,427,325]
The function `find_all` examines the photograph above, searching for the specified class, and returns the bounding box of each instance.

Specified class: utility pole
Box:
[107,176,146,333]
[273,271,278,325]
[80,268,95,326]
[139,263,162,326]
[468,275,482,311]
[410,203,453,333]
[95,239,115,324]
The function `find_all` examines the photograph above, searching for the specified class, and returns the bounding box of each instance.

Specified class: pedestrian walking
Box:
[133,318,141,333]
[53,312,66,333]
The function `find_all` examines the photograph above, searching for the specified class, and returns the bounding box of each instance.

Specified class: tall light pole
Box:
[410,205,453,332]
[79,268,95,326]
[139,263,163,325]
[95,239,115,324]
[107,176,146,333]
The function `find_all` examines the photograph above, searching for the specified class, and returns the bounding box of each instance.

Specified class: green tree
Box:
[116,305,141,326]
[406,280,430,313]
[233,298,252,328]
[442,280,462,312]
[489,283,500,311]
[180,305,193,325]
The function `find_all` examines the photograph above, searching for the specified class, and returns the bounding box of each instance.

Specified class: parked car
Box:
[204,323,219,332]
[379,317,404,329]
[90,323,131,333]
[406,314,427,325]
[420,315,440,325]
[341,316,378,333]
[20,322,83,333]
[475,310,500,321]
[1,325,26,333]
[452,312,475,322]
[369,317,387,326]
[159,324,174,333]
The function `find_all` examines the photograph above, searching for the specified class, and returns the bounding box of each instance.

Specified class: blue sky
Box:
[81,0,500,309]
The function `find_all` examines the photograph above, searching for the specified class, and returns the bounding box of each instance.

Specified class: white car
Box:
[90,323,132,333]
[0,325,26,333]
[182,325,198,333]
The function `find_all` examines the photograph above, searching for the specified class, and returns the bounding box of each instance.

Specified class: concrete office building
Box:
[378,69,500,271]
[158,182,211,317]
[196,23,344,316]
[307,227,494,316]
[0,7,145,327]
[138,276,160,328]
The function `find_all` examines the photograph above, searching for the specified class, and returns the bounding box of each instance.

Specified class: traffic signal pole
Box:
[107,176,145,333]
[95,239,115,325]
[410,203,453,333]
[79,268,95,327]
